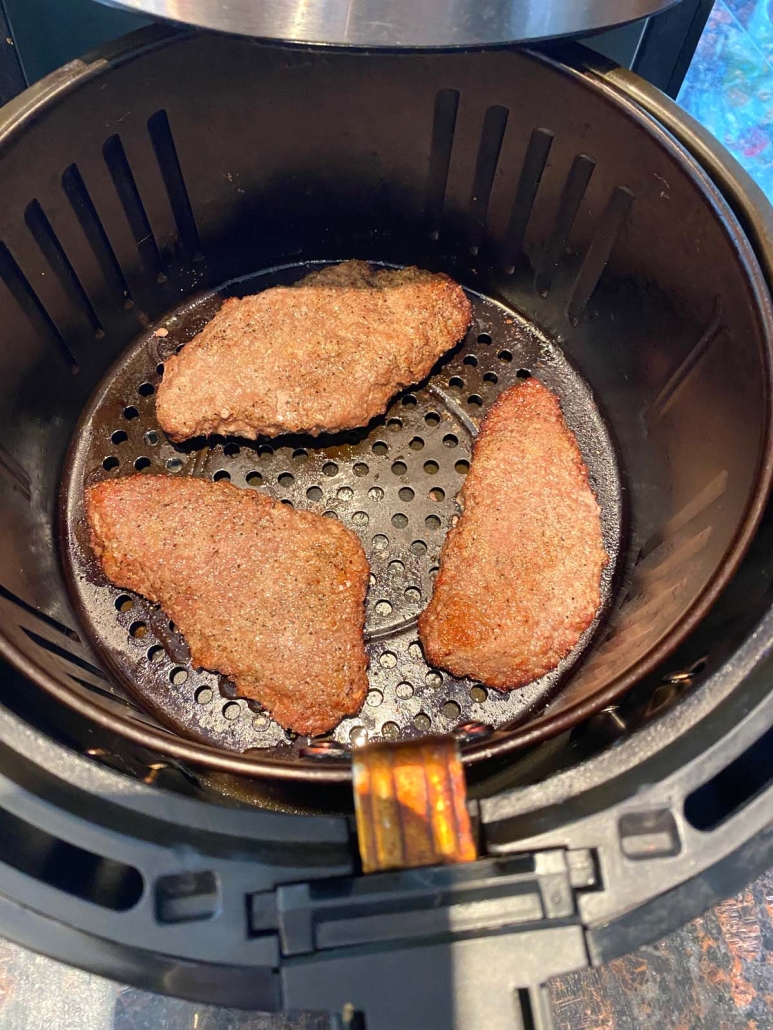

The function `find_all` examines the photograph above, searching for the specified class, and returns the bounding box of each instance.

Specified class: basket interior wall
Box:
[0,37,768,759]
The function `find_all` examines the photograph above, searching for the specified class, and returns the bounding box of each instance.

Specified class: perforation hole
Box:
[426,671,442,688]
[382,721,400,739]
[425,412,440,426]
[144,430,159,446]
[391,513,408,529]
[336,486,353,501]
[463,355,478,367]
[484,371,498,384]
[372,534,389,551]
[292,448,308,461]
[129,621,147,639]
[396,682,414,699]
[367,690,384,707]
[425,515,441,531]
[147,645,165,664]
[429,487,445,502]
[277,472,294,488]
[223,701,241,721]
[405,586,421,602]
[353,462,369,477]
[369,486,384,501]
[138,382,154,397]
[123,406,139,420]
[408,642,423,659]
[134,457,151,471]
[375,600,393,616]
[102,456,119,471]
[401,394,417,407]
[423,460,439,475]
[442,700,461,721]
[166,457,183,473]
[322,462,339,477]
[352,511,369,526]
[258,444,274,457]
[212,470,230,482]
[387,418,402,432]
[392,461,407,476]
[414,713,431,731]
[111,430,128,445]
[449,376,464,390]
[156,363,165,375]
[246,470,263,486]
[115,595,133,613]
[372,441,388,456]
[379,651,397,669]
[399,487,415,502]
[470,685,487,703]
[498,349,513,363]
[411,540,427,556]
[467,394,483,408]
[224,443,240,456]
[195,686,212,704]
[478,332,492,345]
[442,434,458,448]
[170,667,188,685]
[455,460,470,475]
[517,368,532,379]
[388,560,405,574]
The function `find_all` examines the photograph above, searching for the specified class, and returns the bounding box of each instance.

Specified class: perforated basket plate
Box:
[61,261,622,759]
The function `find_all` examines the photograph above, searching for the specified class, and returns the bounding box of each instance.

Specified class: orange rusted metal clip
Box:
[352,735,477,873]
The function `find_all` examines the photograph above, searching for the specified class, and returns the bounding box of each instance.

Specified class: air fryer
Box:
[0,21,771,1030]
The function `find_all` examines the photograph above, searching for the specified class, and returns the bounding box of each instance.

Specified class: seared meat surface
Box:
[418,379,607,688]
[156,261,471,442]
[86,475,370,735]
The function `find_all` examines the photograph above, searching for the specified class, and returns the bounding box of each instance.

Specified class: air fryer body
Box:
[0,27,771,1030]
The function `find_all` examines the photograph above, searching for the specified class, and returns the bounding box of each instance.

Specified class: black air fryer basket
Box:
[1,27,773,1028]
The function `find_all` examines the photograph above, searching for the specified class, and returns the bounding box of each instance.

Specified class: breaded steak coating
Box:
[156,261,472,442]
[86,476,370,735]
[418,379,607,689]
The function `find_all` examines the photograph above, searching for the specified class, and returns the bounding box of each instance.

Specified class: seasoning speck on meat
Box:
[86,476,370,735]
[418,379,607,689]
[156,260,472,442]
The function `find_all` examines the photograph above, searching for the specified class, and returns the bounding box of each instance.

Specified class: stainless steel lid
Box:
[94,0,682,48]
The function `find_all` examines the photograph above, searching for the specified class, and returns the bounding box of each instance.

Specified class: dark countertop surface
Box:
[0,870,771,1029]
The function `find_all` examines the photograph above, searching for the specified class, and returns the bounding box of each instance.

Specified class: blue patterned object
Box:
[679,0,773,199]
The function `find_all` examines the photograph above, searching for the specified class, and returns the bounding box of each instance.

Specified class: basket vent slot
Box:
[502,127,554,272]
[62,163,132,307]
[0,446,31,502]
[535,152,596,296]
[649,296,724,421]
[468,104,509,254]
[425,88,460,239]
[0,242,76,367]
[0,583,79,640]
[24,199,104,337]
[103,133,165,280]
[567,186,634,323]
[147,109,202,264]
[22,626,106,680]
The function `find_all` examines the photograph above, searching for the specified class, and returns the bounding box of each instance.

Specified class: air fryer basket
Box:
[0,30,770,786]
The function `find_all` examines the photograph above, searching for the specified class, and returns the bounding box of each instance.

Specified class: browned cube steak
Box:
[419,379,608,689]
[86,476,370,735]
[156,261,472,442]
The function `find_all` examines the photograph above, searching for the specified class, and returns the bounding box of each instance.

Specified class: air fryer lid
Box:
[0,35,770,786]
[95,0,683,48]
